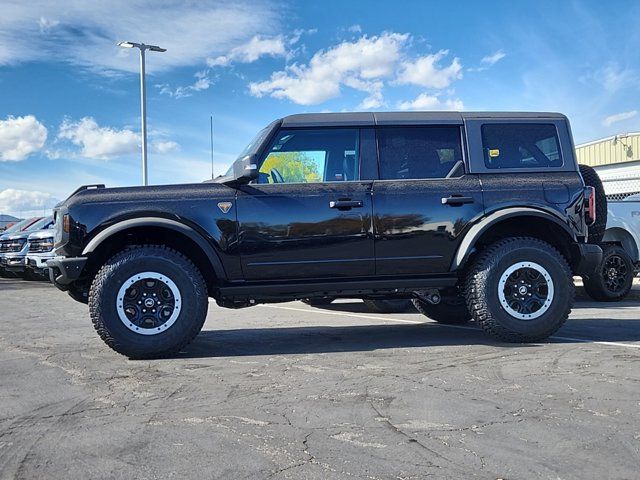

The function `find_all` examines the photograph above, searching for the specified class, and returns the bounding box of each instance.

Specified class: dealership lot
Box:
[1,278,639,479]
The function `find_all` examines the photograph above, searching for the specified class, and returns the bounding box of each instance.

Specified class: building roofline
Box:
[576,131,640,148]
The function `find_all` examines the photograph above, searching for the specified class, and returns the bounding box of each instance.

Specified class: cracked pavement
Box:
[1,277,639,479]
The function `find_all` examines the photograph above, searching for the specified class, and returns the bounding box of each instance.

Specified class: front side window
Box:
[258,129,359,184]
[377,126,463,180]
[482,123,562,169]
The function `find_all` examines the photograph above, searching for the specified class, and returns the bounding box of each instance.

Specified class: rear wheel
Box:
[412,292,470,324]
[583,244,634,301]
[363,299,413,313]
[579,164,607,244]
[466,237,573,342]
[89,245,208,359]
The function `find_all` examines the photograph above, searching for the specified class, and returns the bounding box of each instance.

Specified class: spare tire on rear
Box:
[579,164,607,244]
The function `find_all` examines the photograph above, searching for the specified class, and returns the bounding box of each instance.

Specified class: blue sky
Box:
[0,0,639,217]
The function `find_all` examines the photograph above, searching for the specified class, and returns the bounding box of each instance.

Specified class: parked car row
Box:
[0,216,55,280]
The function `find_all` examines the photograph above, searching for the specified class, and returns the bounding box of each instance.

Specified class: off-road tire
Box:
[412,293,471,324]
[583,244,634,301]
[579,164,607,244]
[302,298,335,306]
[363,299,413,313]
[465,237,573,342]
[89,245,208,359]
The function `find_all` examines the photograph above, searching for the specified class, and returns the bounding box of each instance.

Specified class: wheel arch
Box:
[453,208,578,271]
[82,217,226,291]
[602,227,640,263]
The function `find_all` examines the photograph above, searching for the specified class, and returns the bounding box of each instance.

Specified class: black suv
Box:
[48,112,602,358]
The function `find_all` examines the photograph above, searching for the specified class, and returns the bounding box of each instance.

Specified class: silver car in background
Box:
[25,228,56,279]
[0,217,53,278]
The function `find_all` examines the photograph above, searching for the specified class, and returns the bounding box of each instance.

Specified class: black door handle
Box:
[441,195,474,205]
[329,199,363,209]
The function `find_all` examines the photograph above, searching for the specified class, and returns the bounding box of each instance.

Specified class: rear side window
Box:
[258,128,359,184]
[481,123,562,169]
[377,126,463,180]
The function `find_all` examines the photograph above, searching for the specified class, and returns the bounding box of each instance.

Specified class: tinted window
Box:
[377,127,463,180]
[482,123,562,169]
[258,129,359,184]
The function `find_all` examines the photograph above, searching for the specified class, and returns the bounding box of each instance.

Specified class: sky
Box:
[0,0,639,217]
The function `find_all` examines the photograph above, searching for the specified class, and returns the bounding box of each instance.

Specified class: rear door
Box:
[236,127,375,280]
[372,125,484,275]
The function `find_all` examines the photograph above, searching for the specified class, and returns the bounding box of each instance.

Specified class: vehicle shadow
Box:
[181,316,640,358]
[181,322,504,358]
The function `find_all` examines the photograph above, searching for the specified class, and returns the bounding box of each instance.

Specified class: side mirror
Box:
[225,154,258,185]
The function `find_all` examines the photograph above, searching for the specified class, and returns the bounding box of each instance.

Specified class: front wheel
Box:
[465,237,573,343]
[89,245,208,359]
[583,244,634,301]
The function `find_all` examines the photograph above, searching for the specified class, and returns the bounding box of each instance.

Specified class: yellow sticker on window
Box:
[488,149,500,157]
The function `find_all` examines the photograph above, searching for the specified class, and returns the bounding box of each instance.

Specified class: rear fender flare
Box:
[452,207,577,271]
[602,227,640,263]
[82,217,226,279]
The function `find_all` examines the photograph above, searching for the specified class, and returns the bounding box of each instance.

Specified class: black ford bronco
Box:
[48,112,604,358]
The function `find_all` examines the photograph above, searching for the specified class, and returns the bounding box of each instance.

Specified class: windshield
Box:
[225,121,278,176]
[2,217,40,234]
[25,216,53,232]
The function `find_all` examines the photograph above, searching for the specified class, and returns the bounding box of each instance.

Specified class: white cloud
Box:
[602,110,637,127]
[57,117,181,159]
[249,32,409,105]
[397,93,464,111]
[151,140,180,154]
[0,189,58,215]
[208,35,286,67]
[58,117,139,159]
[348,25,362,33]
[396,50,463,89]
[600,65,635,93]
[481,50,506,66]
[158,70,213,98]
[0,115,48,161]
[0,1,279,73]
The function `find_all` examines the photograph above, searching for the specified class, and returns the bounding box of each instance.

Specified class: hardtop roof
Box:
[280,111,567,127]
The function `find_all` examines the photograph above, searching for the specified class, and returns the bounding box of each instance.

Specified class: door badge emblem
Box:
[217,201,233,214]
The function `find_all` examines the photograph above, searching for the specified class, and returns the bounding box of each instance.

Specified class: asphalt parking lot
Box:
[1,278,639,479]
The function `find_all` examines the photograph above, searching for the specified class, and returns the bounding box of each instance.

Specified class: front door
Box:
[372,125,484,275]
[236,127,374,280]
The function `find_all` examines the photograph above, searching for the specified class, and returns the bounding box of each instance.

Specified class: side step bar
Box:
[218,276,458,301]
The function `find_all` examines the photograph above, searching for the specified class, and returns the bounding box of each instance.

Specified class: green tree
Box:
[260,152,322,183]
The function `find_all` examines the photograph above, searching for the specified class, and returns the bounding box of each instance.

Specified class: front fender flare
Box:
[451,207,577,271]
[82,217,226,279]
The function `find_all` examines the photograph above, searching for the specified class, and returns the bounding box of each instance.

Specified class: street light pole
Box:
[139,47,148,186]
[117,41,166,186]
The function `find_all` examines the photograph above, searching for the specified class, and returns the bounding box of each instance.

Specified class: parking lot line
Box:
[259,304,640,350]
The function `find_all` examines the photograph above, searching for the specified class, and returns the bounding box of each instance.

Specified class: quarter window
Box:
[481,123,562,169]
[258,129,359,184]
[377,127,463,180]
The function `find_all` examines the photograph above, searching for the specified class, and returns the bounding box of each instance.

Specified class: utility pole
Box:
[117,41,166,186]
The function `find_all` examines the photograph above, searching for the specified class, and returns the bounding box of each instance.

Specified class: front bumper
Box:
[0,254,26,272]
[47,256,87,290]
[573,243,603,276]
[26,253,55,276]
